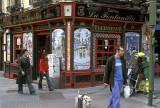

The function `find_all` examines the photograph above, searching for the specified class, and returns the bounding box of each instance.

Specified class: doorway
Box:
[36,34,50,76]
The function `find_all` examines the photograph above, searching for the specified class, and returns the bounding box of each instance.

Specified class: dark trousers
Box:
[38,71,53,90]
[18,74,35,92]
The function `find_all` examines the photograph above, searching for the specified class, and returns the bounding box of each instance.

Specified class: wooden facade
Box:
[2,2,146,88]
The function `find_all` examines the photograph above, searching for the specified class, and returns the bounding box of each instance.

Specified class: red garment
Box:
[40,59,49,73]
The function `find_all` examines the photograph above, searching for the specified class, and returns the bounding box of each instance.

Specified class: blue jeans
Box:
[108,80,123,108]
[38,71,54,90]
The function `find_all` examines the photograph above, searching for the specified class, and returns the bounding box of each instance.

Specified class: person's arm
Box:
[18,58,25,75]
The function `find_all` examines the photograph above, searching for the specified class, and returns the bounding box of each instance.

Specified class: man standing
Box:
[104,45,129,108]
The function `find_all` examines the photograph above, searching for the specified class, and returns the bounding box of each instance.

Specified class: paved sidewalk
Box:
[0,71,160,108]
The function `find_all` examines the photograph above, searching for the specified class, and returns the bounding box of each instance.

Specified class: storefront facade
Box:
[2,2,145,88]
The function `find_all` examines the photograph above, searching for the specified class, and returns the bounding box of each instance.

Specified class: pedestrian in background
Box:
[16,49,36,95]
[104,45,129,108]
[38,52,54,91]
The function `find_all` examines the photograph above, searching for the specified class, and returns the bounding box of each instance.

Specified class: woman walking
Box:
[16,49,36,95]
[38,52,54,91]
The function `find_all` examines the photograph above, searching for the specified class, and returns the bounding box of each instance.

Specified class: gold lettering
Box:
[89,11,99,18]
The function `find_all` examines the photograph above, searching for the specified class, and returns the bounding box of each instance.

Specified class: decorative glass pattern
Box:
[7,34,10,61]
[52,29,65,70]
[67,22,71,70]
[23,32,33,65]
[74,28,91,70]
[125,32,139,65]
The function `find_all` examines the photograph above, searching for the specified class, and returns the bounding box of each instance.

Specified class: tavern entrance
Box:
[36,34,50,76]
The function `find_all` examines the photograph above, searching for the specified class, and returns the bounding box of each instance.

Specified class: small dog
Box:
[75,90,91,108]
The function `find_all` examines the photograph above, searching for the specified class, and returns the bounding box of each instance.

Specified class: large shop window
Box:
[74,28,91,70]
[52,29,65,70]
[23,33,33,65]
[96,38,117,67]
[7,34,10,61]
[125,32,139,65]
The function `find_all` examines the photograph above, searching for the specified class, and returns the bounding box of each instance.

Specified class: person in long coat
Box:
[16,49,36,95]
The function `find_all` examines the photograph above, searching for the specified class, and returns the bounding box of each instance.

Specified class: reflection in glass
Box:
[98,40,102,45]
[103,53,108,59]
[103,60,107,65]
[109,54,113,57]
[98,46,102,52]
[97,60,102,65]
[109,46,114,52]
[97,54,102,59]
[109,40,114,45]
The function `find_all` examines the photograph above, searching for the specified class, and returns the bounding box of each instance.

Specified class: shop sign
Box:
[94,25,122,32]
[23,26,32,31]
[75,21,91,27]
[52,22,64,28]
[11,28,21,33]
[76,4,145,22]
[3,4,61,27]
[35,24,49,30]
[126,25,140,30]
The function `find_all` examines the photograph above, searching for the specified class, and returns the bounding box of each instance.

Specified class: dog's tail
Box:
[78,90,80,95]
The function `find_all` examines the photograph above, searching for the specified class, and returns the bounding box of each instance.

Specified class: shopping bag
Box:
[124,85,130,98]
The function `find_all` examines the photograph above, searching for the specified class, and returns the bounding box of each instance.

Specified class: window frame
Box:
[95,37,117,68]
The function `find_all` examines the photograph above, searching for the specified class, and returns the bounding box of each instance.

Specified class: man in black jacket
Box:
[104,45,129,108]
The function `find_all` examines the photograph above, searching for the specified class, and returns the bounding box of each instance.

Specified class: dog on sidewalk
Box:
[75,90,92,108]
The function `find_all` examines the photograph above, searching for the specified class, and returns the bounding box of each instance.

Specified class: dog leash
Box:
[84,87,106,95]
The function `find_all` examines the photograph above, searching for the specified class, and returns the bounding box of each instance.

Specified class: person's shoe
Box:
[49,88,54,91]
[18,91,23,94]
[144,92,148,95]
[39,87,42,90]
[30,91,36,95]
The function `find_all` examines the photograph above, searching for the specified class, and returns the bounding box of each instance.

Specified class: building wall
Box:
[1,0,7,13]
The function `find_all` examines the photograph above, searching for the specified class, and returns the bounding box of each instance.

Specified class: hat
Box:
[131,50,137,55]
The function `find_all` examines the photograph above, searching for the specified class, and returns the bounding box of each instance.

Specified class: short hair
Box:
[115,45,123,51]
[20,49,28,56]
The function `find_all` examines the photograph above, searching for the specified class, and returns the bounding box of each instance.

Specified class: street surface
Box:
[0,71,160,108]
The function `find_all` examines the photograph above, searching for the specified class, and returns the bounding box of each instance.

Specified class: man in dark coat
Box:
[16,49,36,95]
[104,45,129,108]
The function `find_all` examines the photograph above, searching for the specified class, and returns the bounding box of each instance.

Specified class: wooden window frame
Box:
[95,37,117,68]
[14,36,22,61]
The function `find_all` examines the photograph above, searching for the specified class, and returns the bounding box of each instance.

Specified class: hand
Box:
[21,71,25,75]
[43,72,46,74]
[104,83,108,87]
[126,80,130,86]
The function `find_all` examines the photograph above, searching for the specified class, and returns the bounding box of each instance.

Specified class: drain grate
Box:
[39,92,65,100]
